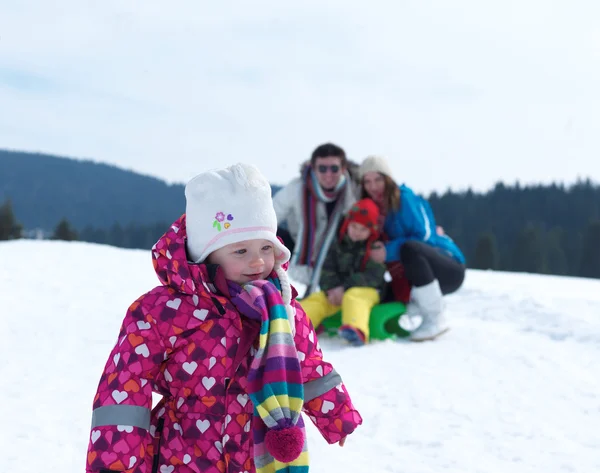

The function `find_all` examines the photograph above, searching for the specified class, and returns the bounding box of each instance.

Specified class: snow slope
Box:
[1,240,599,473]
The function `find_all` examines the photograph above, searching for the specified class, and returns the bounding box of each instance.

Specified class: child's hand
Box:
[370,241,386,263]
[327,286,344,306]
[339,436,347,447]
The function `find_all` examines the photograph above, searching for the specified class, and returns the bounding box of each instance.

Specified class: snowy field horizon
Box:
[2,239,599,473]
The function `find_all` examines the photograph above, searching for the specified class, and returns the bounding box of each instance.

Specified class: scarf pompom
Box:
[265,425,304,462]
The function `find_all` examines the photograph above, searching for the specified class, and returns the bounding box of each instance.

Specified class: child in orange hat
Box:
[299,198,387,346]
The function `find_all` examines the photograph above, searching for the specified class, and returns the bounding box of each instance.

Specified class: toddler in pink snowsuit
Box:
[86,163,362,473]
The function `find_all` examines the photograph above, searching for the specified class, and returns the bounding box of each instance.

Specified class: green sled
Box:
[317,301,410,340]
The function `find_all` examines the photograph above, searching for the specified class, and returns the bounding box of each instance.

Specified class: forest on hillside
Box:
[2,149,599,278]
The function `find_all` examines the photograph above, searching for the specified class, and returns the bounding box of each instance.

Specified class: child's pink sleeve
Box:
[292,299,363,444]
[86,299,165,473]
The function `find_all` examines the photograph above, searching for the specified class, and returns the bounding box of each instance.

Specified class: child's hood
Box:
[151,214,213,295]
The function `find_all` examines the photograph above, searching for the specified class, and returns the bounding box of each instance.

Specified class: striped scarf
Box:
[292,166,347,287]
[228,277,309,473]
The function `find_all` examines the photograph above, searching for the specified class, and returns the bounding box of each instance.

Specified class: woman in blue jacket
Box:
[359,155,466,341]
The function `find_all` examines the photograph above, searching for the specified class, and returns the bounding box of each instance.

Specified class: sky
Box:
[1,1,600,194]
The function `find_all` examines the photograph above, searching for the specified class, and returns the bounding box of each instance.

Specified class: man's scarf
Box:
[292,166,348,288]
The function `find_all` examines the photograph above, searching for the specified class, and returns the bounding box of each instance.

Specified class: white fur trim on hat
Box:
[185,163,291,266]
[359,155,394,179]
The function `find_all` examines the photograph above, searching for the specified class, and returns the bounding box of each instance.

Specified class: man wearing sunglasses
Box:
[273,142,358,296]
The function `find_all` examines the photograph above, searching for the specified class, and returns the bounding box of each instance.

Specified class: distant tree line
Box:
[77,221,170,249]
[2,178,600,279]
[427,179,600,278]
[0,199,167,248]
[1,200,81,242]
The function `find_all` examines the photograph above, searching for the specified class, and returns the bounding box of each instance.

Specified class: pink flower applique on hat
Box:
[213,212,234,231]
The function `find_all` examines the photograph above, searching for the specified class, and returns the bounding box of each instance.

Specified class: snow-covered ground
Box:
[1,240,599,473]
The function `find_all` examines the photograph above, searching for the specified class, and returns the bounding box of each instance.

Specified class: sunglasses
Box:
[317,164,341,174]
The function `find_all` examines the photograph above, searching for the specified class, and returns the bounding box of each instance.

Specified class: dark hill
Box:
[1,149,186,230]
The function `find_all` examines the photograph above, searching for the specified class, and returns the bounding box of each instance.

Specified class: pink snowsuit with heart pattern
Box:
[86,215,362,473]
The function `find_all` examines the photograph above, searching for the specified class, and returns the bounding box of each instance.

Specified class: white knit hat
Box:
[359,155,394,179]
[185,163,291,266]
[185,163,296,332]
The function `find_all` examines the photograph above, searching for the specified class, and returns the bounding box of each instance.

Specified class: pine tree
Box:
[109,223,125,247]
[512,223,547,273]
[579,220,600,279]
[52,218,78,241]
[79,225,108,244]
[0,199,23,240]
[471,232,499,270]
[545,228,568,275]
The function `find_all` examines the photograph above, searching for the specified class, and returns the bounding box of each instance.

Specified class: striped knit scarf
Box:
[228,277,309,473]
[292,166,347,286]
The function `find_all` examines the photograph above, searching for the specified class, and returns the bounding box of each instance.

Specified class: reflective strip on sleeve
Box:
[303,369,342,402]
[91,404,151,431]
